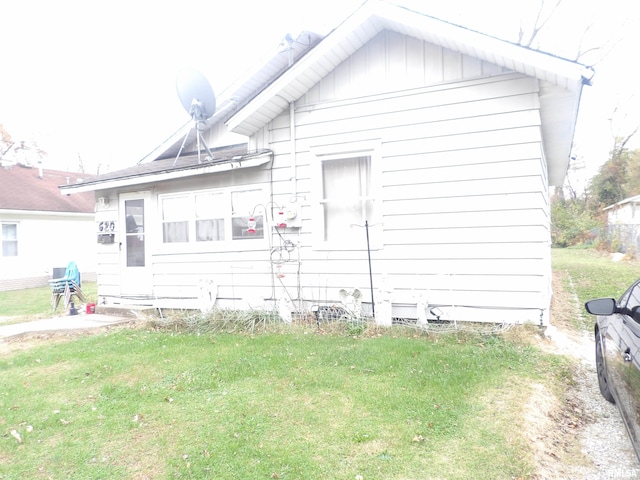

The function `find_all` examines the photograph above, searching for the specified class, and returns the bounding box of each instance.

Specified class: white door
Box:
[120,192,152,296]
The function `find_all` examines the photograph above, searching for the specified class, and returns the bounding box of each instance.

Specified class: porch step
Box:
[95,304,159,319]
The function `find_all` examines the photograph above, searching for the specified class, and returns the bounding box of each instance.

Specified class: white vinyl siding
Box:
[301,30,510,104]
[271,67,550,323]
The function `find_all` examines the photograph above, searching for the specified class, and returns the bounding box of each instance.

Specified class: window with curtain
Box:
[162,196,190,243]
[160,188,264,244]
[195,192,225,241]
[320,156,372,242]
[1,223,18,256]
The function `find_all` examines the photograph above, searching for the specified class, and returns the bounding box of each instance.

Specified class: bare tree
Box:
[613,127,640,157]
[0,124,14,161]
[12,140,47,165]
[0,124,11,144]
[518,0,564,47]
[0,125,48,166]
[517,0,625,67]
[563,153,588,200]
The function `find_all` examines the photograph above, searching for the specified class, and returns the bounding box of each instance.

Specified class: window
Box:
[620,281,640,317]
[311,140,381,249]
[125,199,145,266]
[162,196,190,243]
[160,188,264,244]
[231,190,264,240]
[1,223,18,257]
[195,192,225,241]
[320,156,372,242]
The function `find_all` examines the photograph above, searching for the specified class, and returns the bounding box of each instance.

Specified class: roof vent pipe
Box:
[278,33,295,66]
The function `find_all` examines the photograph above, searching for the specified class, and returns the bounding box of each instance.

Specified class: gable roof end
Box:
[226,0,593,187]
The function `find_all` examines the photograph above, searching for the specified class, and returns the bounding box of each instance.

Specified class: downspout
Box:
[290,101,302,307]
[268,151,276,301]
[290,101,297,199]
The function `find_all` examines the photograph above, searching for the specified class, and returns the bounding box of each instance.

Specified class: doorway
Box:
[119,192,152,297]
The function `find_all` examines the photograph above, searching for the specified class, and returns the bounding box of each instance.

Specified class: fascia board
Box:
[59,154,271,195]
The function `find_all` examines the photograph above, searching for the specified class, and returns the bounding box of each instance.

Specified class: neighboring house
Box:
[59,0,593,325]
[0,162,96,291]
[603,194,640,254]
[604,195,640,226]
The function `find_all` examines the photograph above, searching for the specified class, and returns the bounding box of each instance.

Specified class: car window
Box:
[620,281,640,319]
[619,287,632,308]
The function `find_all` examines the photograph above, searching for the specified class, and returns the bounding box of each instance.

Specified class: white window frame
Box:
[158,187,268,251]
[1,222,18,257]
[311,140,382,250]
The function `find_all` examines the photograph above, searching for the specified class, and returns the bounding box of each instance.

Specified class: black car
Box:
[585,282,640,461]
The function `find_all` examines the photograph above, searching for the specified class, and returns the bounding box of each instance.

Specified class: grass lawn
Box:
[0,283,98,321]
[551,247,640,329]
[2,247,629,479]
[0,324,562,479]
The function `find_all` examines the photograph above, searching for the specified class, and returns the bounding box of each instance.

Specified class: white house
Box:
[604,195,640,226]
[59,0,593,325]
[602,194,640,254]
[0,162,96,291]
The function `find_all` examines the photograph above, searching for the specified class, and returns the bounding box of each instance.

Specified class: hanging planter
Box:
[247,217,257,234]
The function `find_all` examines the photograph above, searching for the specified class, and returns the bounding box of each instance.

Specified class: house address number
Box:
[98,221,115,232]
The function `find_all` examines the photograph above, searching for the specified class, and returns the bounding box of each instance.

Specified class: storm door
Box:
[119,192,152,296]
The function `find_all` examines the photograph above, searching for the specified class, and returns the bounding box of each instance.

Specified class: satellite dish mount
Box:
[174,68,217,166]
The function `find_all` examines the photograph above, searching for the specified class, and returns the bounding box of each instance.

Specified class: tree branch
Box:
[524,0,564,47]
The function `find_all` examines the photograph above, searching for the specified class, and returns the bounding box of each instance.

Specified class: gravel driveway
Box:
[540,271,640,479]
[544,326,638,479]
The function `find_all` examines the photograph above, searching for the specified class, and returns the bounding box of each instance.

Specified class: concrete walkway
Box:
[0,313,133,340]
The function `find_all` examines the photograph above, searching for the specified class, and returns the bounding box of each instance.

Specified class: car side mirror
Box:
[585,298,617,315]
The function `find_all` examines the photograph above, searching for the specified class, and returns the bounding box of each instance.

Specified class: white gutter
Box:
[0,209,94,217]
[59,152,272,195]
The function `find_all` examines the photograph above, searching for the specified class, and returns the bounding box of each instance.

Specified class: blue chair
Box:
[49,261,87,312]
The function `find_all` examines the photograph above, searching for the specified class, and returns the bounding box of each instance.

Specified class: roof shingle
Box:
[0,164,94,213]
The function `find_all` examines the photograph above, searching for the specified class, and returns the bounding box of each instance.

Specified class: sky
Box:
[1,0,638,188]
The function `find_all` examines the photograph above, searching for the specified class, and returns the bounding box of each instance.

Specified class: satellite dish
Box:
[174,68,217,166]
[176,68,216,122]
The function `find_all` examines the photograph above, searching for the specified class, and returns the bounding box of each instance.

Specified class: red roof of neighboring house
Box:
[0,163,94,213]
